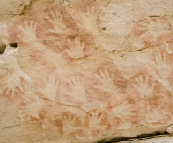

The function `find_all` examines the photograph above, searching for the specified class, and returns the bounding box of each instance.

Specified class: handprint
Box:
[61,114,77,135]
[1,44,32,97]
[132,75,154,98]
[46,11,68,35]
[38,75,58,101]
[145,109,163,123]
[154,52,171,86]
[65,76,87,102]
[88,111,104,130]
[84,6,99,32]
[67,6,99,35]
[18,20,37,43]
[111,101,135,118]
[2,72,23,97]
[66,37,84,59]
[95,70,120,94]
[20,101,44,121]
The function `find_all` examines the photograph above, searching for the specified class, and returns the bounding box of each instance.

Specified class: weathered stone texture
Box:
[0,0,173,142]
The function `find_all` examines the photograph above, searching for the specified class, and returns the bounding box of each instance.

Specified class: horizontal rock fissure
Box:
[98,131,169,143]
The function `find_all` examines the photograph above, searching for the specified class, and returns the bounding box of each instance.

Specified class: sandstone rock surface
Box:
[0,0,173,142]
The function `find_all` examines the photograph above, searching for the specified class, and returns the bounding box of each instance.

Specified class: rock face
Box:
[0,0,173,142]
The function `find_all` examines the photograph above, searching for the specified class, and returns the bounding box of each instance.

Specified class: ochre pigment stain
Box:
[0,0,173,142]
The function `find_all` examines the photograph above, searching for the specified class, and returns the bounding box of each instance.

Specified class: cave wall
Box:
[0,0,173,142]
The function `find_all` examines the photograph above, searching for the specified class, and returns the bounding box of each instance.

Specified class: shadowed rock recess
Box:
[0,0,173,142]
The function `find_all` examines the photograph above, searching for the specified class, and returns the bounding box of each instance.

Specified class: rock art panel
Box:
[0,0,173,142]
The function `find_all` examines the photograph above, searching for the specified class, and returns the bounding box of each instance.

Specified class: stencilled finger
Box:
[71,77,77,85]
[95,73,101,81]
[95,111,99,117]
[5,87,11,95]
[54,79,59,87]
[104,69,109,78]
[81,41,85,48]
[18,25,25,32]
[71,116,76,123]
[43,77,47,85]
[48,28,56,33]
[145,75,149,85]
[155,53,160,64]
[91,6,95,15]
[63,115,67,121]
[75,37,80,45]
[156,52,163,65]
[135,77,140,85]
[132,83,138,89]
[94,85,102,90]
[68,39,73,46]
[76,76,81,84]
[33,22,37,31]
[29,20,34,29]
[152,81,155,88]
[50,11,56,20]
[52,75,56,85]
[139,75,144,84]
[18,84,24,92]
[99,70,106,80]
[11,88,15,97]
[98,113,103,122]
[24,21,28,29]
[67,78,73,87]
[163,53,167,64]
[2,82,8,90]
[46,16,54,24]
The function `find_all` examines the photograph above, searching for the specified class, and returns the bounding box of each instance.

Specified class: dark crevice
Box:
[19,0,32,16]
[10,43,18,48]
[136,48,143,51]
[102,27,106,30]
[149,15,160,18]
[0,43,6,55]
[98,131,169,143]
